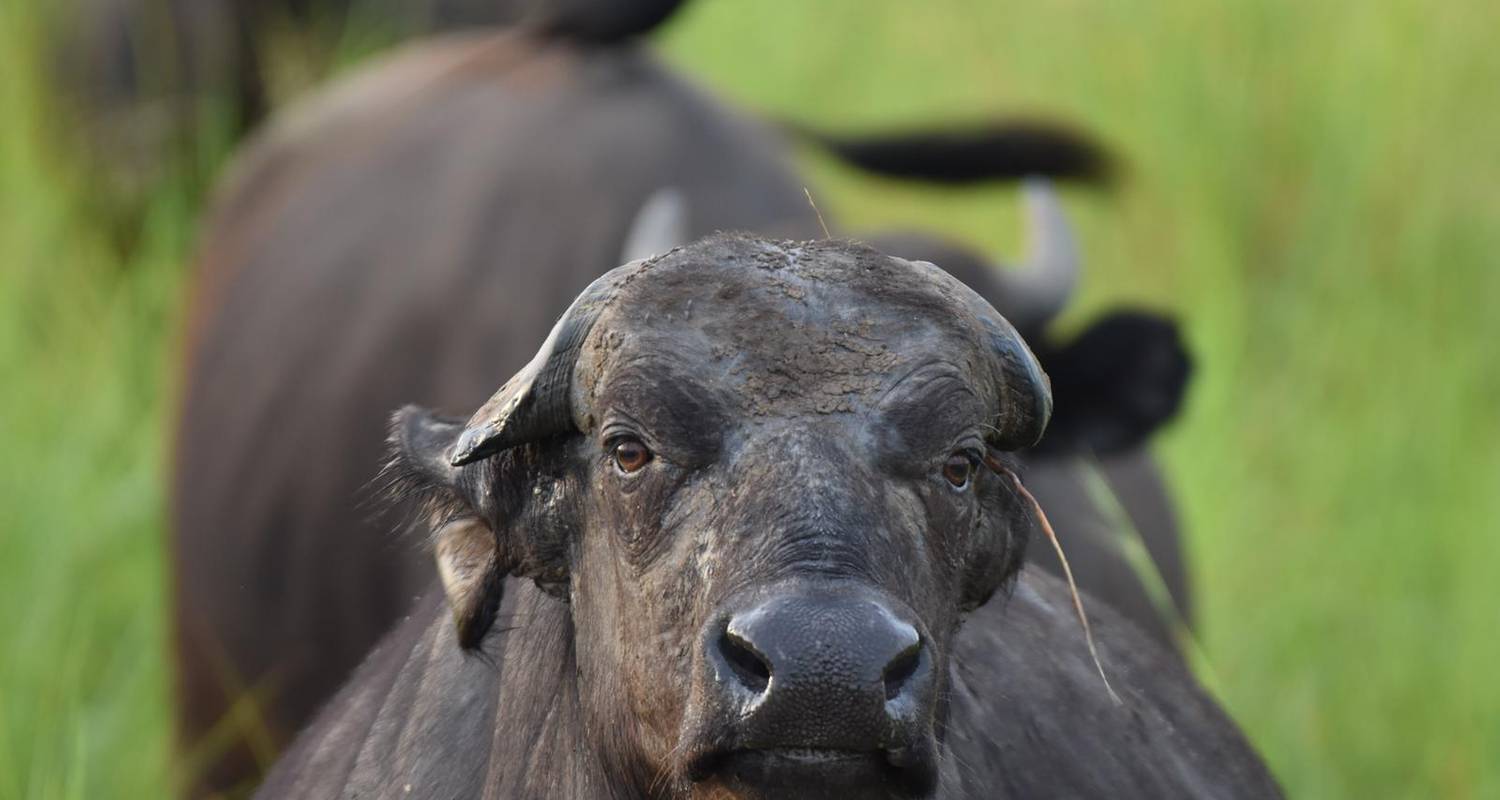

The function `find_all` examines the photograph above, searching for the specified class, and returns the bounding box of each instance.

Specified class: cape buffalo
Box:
[255,234,1272,799]
[172,23,1192,796]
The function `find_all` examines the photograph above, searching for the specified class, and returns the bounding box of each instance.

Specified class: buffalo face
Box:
[392,235,1049,798]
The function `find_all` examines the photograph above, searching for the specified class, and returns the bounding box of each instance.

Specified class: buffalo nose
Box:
[711,591,931,748]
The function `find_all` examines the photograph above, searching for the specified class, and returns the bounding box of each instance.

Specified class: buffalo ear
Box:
[1036,311,1191,455]
[392,404,466,488]
[390,406,503,650]
[432,517,503,650]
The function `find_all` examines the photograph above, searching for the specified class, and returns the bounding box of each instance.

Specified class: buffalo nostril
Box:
[883,642,922,701]
[719,630,771,693]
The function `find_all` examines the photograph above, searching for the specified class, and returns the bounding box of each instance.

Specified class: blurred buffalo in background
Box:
[54,0,686,131]
[166,1,1190,796]
[49,0,684,229]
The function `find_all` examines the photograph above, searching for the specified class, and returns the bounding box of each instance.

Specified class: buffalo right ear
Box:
[390,405,505,650]
[1035,311,1191,455]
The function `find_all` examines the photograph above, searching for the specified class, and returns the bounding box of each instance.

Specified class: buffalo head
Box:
[390,234,1051,798]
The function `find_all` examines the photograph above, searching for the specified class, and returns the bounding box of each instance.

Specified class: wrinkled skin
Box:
[560,241,1027,794]
[870,233,1193,645]
[256,236,1277,799]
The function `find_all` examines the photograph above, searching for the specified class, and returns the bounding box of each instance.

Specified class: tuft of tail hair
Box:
[786,119,1115,185]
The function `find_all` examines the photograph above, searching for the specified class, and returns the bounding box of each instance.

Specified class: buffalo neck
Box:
[481,580,673,800]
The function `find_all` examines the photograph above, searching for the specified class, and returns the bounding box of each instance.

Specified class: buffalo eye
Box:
[942,452,976,489]
[612,437,653,474]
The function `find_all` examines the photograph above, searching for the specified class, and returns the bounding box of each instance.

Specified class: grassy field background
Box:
[1,0,1497,797]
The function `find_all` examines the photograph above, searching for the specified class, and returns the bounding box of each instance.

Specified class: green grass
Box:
[0,6,191,797]
[2,1,1497,797]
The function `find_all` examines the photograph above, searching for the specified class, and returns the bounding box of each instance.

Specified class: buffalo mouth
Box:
[687,746,935,796]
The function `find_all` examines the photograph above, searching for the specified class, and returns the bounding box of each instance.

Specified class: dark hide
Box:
[251,237,1271,796]
[1021,450,1190,646]
[259,573,1275,799]
[1023,312,1194,645]
[173,29,1187,800]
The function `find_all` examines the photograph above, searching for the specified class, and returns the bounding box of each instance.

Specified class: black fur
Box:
[1034,311,1192,456]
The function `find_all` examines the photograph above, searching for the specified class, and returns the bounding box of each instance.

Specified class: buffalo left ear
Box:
[1034,311,1192,455]
[390,406,506,650]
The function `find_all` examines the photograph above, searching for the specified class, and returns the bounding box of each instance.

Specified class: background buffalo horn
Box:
[995,178,1079,333]
[619,188,688,264]
[449,260,648,466]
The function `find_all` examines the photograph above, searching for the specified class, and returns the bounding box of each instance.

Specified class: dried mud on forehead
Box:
[587,235,985,416]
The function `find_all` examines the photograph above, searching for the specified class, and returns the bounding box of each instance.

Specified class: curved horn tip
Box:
[1021,176,1058,203]
[1026,363,1054,446]
[449,421,506,467]
[1010,339,1055,449]
[447,258,649,469]
[1021,179,1075,258]
[994,175,1078,332]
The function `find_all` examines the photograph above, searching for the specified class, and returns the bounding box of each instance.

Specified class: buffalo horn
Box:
[911,259,1054,449]
[997,178,1079,332]
[619,188,688,264]
[449,260,648,466]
